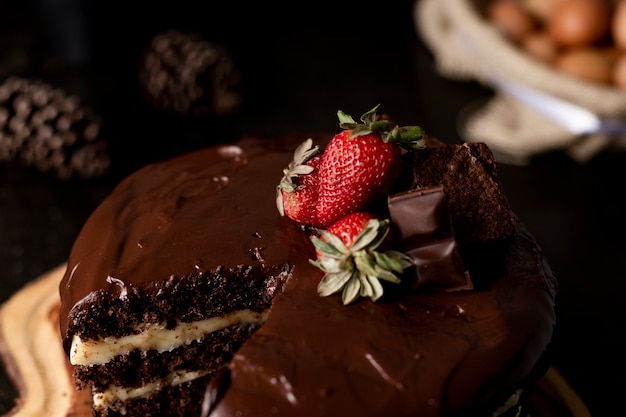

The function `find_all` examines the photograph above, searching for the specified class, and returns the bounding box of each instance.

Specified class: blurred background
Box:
[1,1,625,416]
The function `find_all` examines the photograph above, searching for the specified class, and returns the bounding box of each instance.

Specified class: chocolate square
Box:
[388,186,472,292]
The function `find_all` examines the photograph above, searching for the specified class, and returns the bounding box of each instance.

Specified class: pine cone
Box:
[138,30,242,118]
[0,77,109,180]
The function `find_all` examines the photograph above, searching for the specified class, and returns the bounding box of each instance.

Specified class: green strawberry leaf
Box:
[354,251,378,277]
[276,138,320,216]
[337,104,427,151]
[318,270,354,297]
[311,217,411,305]
[290,164,316,176]
[351,219,389,253]
[373,265,402,284]
[359,104,381,125]
[310,256,340,273]
[369,119,392,133]
[366,275,384,300]
[337,110,358,128]
[314,231,349,255]
[342,275,361,304]
[359,274,373,298]
[385,125,426,150]
[292,138,319,165]
[374,251,412,273]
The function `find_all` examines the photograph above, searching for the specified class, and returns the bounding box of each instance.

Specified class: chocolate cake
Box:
[59,124,557,417]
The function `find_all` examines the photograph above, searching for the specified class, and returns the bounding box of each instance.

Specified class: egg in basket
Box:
[415,0,626,164]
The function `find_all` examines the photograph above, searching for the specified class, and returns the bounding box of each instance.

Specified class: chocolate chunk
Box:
[388,186,472,292]
[409,142,515,247]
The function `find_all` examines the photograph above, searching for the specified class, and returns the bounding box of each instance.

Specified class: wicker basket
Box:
[414,0,626,164]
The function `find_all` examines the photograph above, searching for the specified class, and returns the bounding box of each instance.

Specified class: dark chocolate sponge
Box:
[410,140,515,246]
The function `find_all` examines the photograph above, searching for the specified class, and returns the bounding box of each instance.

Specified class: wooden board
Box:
[0,265,592,417]
[0,264,91,417]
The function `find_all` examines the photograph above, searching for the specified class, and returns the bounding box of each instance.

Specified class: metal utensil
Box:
[488,76,626,136]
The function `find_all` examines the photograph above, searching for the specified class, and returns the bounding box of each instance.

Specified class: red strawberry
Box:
[315,105,425,228]
[316,130,400,227]
[310,211,412,305]
[276,138,321,225]
[324,211,378,248]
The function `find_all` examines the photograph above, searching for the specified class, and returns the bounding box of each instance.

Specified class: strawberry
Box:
[310,211,412,305]
[324,211,378,249]
[315,104,425,228]
[276,138,321,225]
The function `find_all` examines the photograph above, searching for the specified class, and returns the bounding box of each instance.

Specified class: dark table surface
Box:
[1,1,624,416]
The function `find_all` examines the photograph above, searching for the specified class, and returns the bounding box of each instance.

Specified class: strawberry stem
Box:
[385,125,425,150]
[338,104,426,151]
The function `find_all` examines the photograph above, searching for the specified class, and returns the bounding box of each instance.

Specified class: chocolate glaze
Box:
[59,133,557,417]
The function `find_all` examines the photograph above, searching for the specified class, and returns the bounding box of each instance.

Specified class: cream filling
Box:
[70,308,269,366]
[93,369,207,411]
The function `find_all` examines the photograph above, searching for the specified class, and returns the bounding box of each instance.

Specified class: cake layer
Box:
[70,309,268,366]
[72,322,263,390]
[93,369,208,412]
[92,374,213,417]
[63,263,290,347]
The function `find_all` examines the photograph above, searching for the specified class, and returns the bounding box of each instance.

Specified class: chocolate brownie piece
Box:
[409,142,515,247]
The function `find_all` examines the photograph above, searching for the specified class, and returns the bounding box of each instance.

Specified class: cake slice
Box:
[59,137,306,416]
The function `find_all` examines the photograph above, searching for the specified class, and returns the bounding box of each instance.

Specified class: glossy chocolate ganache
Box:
[59,132,557,417]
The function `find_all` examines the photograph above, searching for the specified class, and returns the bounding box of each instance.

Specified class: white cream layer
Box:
[93,369,207,411]
[70,308,268,366]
